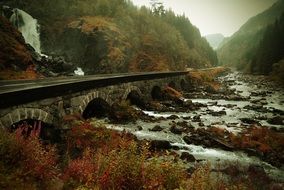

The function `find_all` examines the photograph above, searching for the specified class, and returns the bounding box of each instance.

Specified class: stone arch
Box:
[122,85,142,100]
[0,108,54,128]
[82,98,111,119]
[74,91,111,115]
[151,85,162,100]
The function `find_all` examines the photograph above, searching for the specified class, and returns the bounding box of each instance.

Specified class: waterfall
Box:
[10,8,41,54]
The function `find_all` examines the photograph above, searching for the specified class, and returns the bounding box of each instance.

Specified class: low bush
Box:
[0,123,59,189]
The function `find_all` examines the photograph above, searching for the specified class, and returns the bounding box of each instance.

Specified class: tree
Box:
[150,0,165,16]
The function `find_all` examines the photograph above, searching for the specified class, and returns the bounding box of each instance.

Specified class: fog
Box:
[131,0,278,36]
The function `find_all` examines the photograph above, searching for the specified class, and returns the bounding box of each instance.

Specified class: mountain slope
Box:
[217,0,284,70]
[251,13,284,75]
[1,0,218,74]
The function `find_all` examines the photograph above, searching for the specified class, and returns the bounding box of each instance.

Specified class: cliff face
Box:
[51,16,131,74]
[0,16,39,79]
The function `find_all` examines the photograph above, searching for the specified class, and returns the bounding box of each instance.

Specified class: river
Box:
[93,71,284,181]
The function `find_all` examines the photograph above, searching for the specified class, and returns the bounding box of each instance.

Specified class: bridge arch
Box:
[82,97,111,119]
[71,91,111,115]
[122,85,142,100]
[151,85,163,100]
[0,108,54,128]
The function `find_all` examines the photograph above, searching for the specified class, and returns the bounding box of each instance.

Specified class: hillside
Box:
[1,0,218,75]
[251,13,284,77]
[205,33,224,49]
[217,0,284,71]
[0,16,39,79]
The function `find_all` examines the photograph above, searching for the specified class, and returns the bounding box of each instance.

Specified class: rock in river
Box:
[180,152,196,162]
[150,140,172,151]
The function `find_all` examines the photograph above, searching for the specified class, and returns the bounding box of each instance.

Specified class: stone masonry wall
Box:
[0,75,187,128]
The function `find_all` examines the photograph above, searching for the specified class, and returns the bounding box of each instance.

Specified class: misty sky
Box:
[131,0,278,37]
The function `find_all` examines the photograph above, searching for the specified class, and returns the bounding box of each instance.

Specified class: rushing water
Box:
[10,8,41,54]
[99,72,284,181]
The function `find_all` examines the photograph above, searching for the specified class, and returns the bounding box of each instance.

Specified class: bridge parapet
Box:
[0,72,189,128]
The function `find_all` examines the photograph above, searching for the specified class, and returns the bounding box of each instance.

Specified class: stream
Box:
[94,72,284,181]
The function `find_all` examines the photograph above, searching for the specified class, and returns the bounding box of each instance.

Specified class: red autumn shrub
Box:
[63,148,96,186]
[14,122,59,180]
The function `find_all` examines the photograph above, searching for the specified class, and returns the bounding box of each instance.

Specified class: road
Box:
[0,71,189,109]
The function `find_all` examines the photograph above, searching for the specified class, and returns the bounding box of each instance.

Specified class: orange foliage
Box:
[129,52,170,72]
[68,16,119,34]
[163,86,183,98]
[107,47,125,62]
[208,127,228,138]
[0,69,41,80]
[187,67,229,90]
[229,127,284,153]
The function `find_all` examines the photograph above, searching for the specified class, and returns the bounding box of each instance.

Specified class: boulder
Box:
[150,140,172,151]
[180,152,196,162]
[170,125,184,135]
[267,116,283,125]
[149,125,163,132]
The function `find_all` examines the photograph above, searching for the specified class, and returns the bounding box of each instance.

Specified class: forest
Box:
[251,13,284,76]
[1,0,217,76]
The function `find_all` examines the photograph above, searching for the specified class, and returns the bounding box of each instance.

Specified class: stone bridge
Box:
[0,71,189,128]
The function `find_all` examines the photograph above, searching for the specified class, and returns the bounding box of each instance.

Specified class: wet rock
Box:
[109,102,141,122]
[245,148,263,158]
[182,116,191,120]
[226,95,246,101]
[267,116,284,125]
[150,140,172,151]
[192,115,201,122]
[251,91,267,97]
[176,121,189,128]
[210,110,226,116]
[240,118,260,125]
[208,101,218,106]
[183,100,197,110]
[172,145,181,150]
[205,85,217,94]
[183,135,202,145]
[149,125,163,132]
[167,115,179,120]
[255,115,267,120]
[224,104,236,108]
[221,165,241,177]
[198,122,205,127]
[170,125,184,135]
[136,125,143,131]
[271,108,284,115]
[180,152,196,162]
